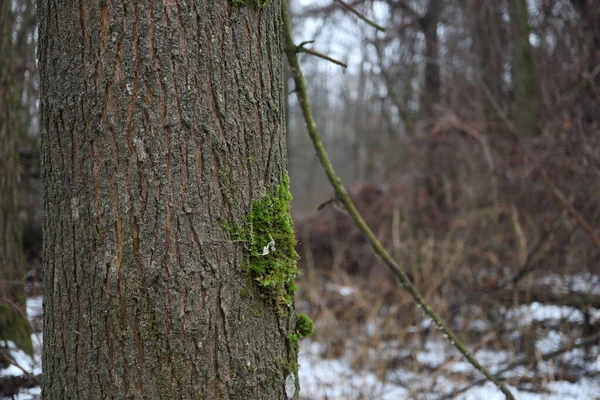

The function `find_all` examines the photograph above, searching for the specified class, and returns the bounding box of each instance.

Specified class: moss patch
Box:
[228,174,298,312]
[295,313,314,338]
[287,313,315,354]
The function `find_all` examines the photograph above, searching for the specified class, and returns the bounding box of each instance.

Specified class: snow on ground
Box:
[3,296,599,399]
[1,297,43,400]
[506,301,600,326]
[299,300,600,399]
[0,297,42,378]
[538,273,600,296]
[298,336,600,400]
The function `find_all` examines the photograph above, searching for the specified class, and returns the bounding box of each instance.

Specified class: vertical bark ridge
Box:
[41,1,297,398]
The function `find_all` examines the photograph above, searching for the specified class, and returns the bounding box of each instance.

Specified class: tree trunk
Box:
[39,1,302,399]
[0,0,33,359]
[470,0,507,123]
[569,0,600,123]
[421,0,441,119]
[509,0,540,136]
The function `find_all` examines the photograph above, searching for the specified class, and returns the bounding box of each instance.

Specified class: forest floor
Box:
[1,290,599,399]
[297,285,600,399]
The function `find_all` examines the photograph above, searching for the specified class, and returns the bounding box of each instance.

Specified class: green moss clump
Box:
[295,313,314,338]
[287,332,299,345]
[286,314,314,353]
[229,174,299,312]
[230,0,271,9]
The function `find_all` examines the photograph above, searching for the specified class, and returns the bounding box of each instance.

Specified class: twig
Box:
[447,212,562,314]
[0,351,40,385]
[474,72,518,137]
[542,170,600,249]
[296,46,347,69]
[333,0,386,32]
[439,331,600,399]
[281,1,515,399]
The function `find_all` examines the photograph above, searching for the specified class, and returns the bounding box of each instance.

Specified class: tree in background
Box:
[0,0,34,361]
[39,0,305,398]
[468,0,508,124]
[391,0,442,121]
[509,0,540,136]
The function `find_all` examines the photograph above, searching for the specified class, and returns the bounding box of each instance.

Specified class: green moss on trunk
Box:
[228,174,298,312]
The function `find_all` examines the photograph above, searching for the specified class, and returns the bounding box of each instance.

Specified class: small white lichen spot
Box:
[133,137,147,162]
[261,235,276,256]
[126,82,134,95]
[71,197,79,221]
[285,373,296,399]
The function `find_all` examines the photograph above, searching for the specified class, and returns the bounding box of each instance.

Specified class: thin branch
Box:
[298,40,315,47]
[0,352,40,385]
[392,0,421,20]
[439,331,600,399]
[333,0,387,32]
[296,46,348,68]
[281,1,515,399]
[542,170,600,249]
[474,72,518,137]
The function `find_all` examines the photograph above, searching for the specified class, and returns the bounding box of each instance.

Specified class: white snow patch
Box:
[506,302,585,325]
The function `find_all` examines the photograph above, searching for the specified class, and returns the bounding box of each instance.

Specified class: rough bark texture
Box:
[39,1,300,399]
[0,0,33,358]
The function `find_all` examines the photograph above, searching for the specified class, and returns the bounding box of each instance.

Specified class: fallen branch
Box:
[281,1,515,399]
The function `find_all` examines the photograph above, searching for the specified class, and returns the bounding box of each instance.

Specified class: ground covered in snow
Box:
[2,293,599,399]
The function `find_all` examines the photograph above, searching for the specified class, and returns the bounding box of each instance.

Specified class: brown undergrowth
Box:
[293,120,600,396]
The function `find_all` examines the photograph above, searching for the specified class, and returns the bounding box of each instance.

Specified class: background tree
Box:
[0,0,34,361]
[509,0,540,136]
[39,0,304,398]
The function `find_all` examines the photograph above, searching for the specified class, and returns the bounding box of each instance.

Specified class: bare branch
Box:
[440,331,600,399]
[393,0,419,17]
[0,352,40,385]
[333,0,387,32]
[296,46,348,69]
[281,1,515,399]
[542,170,600,249]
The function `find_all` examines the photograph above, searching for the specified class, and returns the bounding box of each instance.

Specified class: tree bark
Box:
[39,1,300,399]
[0,0,33,359]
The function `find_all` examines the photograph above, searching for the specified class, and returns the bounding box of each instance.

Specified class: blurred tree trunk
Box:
[509,0,540,136]
[421,0,441,119]
[569,0,600,123]
[470,0,506,123]
[0,0,34,360]
[39,1,300,399]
